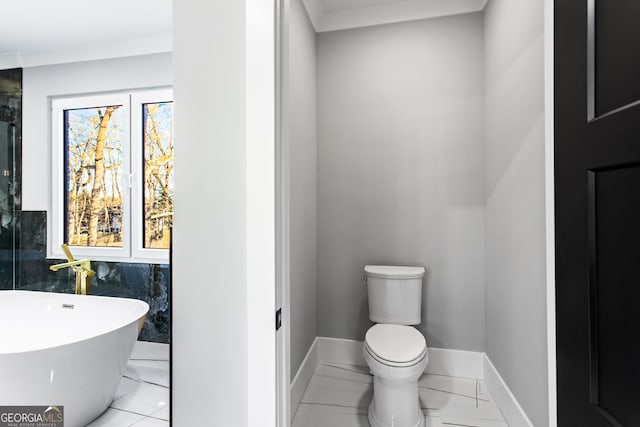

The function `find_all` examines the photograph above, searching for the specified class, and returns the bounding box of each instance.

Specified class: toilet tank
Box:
[365,265,425,325]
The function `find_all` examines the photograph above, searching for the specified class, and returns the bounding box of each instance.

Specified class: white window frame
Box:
[131,88,174,261]
[50,88,173,263]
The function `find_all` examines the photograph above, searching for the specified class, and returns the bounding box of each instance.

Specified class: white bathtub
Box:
[0,290,149,427]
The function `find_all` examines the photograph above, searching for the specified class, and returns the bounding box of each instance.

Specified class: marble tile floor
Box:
[87,341,170,427]
[293,362,508,427]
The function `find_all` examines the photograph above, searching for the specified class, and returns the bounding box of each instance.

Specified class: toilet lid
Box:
[364,265,425,279]
[364,324,426,365]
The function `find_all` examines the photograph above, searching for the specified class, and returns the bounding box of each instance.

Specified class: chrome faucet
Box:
[49,244,96,295]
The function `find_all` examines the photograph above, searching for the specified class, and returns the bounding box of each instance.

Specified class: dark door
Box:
[556,0,640,425]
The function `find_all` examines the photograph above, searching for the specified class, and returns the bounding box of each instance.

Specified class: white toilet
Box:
[363,265,428,427]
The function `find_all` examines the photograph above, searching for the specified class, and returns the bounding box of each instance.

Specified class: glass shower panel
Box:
[0,69,21,290]
[0,121,15,289]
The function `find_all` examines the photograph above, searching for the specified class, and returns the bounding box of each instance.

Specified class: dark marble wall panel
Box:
[0,254,13,290]
[16,211,69,292]
[0,68,22,215]
[0,68,21,291]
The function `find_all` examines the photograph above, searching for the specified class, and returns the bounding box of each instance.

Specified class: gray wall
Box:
[289,0,318,377]
[316,13,486,351]
[483,0,548,425]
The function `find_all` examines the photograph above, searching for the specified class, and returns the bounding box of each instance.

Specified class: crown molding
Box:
[0,33,171,70]
[303,0,487,33]
[302,0,325,32]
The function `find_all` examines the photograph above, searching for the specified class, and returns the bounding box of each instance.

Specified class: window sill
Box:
[46,252,168,265]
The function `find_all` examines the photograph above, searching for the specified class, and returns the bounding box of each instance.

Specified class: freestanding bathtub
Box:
[0,290,149,427]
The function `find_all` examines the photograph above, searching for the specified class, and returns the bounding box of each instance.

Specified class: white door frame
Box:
[275,0,292,426]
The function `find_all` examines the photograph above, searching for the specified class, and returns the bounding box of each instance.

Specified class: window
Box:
[51,89,173,263]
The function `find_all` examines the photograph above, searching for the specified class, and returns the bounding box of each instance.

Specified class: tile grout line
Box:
[106,406,168,422]
[319,363,371,375]
[122,374,170,389]
[299,401,369,410]
[320,362,483,382]
[442,422,480,427]
[418,385,489,403]
[425,372,485,381]
[314,373,372,385]
[146,408,170,422]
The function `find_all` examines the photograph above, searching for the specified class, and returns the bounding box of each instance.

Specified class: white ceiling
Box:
[303,0,488,32]
[0,0,485,69]
[0,0,172,69]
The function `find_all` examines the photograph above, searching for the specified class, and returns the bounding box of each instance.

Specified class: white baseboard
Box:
[290,336,532,426]
[315,336,484,379]
[483,354,534,427]
[289,337,318,419]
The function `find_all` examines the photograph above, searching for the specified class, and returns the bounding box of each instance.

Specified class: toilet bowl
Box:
[363,323,428,427]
